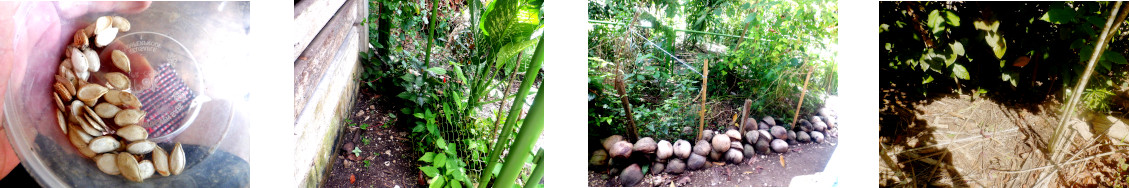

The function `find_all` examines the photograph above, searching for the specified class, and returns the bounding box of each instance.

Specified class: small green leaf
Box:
[1105,52,1128,65]
[952,64,970,80]
[433,153,447,168]
[951,41,965,56]
[428,175,446,188]
[927,10,946,34]
[1046,5,1077,24]
[945,11,960,27]
[420,166,440,177]
[419,152,436,162]
[923,75,934,84]
[425,67,447,75]
[352,147,362,157]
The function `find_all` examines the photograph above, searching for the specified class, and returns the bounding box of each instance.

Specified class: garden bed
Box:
[323,89,421,188]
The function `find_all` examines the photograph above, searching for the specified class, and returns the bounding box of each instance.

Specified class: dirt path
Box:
[323,90,422,188]
[588,137,838,186]
[880,93,1129,187]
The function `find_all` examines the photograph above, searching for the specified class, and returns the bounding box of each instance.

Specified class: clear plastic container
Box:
[3,2,249,187]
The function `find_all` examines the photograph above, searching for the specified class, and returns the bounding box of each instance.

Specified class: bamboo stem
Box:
[698,61,710,140]
[493,84,544,188]
[479,37,544,187]
[792,62,814,126]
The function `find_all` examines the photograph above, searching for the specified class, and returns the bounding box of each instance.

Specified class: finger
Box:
[55,1,151,19]
[100,41,156,90]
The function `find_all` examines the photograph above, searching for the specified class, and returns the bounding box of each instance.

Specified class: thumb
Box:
[55,1,150,18]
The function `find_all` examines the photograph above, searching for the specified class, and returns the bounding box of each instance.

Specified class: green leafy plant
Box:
[352,146,362,157]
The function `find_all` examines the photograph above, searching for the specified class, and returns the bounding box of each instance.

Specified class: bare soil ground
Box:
[879,91,1129,187]
[323,90,422,188]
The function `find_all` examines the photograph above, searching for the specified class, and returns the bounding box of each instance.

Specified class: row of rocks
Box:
[591,108,839,186]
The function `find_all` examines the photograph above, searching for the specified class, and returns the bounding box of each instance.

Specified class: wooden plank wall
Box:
[292,0,368,186]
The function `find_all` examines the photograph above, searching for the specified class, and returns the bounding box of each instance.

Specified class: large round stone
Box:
[814,121,828,132]
[744,131,759,145]
[590,149,608,166]
[755,139,771,154]
[633,137,657,153]
[726,129,742,141]
[651,161,665,175]
[701,130,714,141]
[666,158,685,174]
[619,164,643,186]
[711,134,731,153]
[709,149,722,161]
[656,140,673,160]
[726,149,743,163]
[673,140,692,159]
[771,126,787,139]
[692,140,711,156]
[687,154,707,170]
[609,141,633,158]
[771,139,789,153]
[763,116,776,126]
[799,119,812,132]
[812,131,826,143]
[797,131,811,143]
[743,118,758,132]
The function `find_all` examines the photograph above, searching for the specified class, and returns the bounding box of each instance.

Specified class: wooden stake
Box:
[740,99,752,137]
[698,61,710,141]
[792,62,814,126]
[616,64,639,141]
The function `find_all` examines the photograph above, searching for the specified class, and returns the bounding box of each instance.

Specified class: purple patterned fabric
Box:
[136,64,196,137]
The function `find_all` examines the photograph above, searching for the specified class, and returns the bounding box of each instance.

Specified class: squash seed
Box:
[88,136,120,153]
[105,72,130,90]
[111,50,130,73]
[94,103,122,119]
[119,92,141,109]
[96,153,120,175]
[126,140,155,155]
[104,90,123,106]
[152,146,169,176]
[83,48,100,72]
[114,109,145,126]
[53,92,65,111]
[55,74,75,96]
[112,16,131,32]
[116,125,148,142]
[117,152,142,182]
[53,82,71,101]
[73,30,88,49]
[56,109,67,135]
[170,142,185,175]
[138,160,154,180]
[67,125,97,158]
[76,84,108,105]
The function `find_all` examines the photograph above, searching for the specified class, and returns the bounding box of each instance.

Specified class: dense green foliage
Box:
[879,2,1129,113]
[360,0,544,187]
[588,0,838,141]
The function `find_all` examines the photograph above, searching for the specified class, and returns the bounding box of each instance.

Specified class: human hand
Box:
[0,1,150,180]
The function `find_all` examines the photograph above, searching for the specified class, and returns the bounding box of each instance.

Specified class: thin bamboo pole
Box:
[1051,1,1127,163]
[1044,3,1127,186]
[792,62,814,126]
[492,83,545,188]
[616,62,639,141]
[698,61,710,140]
[479,37,544,188]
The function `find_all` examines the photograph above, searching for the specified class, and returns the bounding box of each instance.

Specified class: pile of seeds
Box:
[54,15,185,183]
